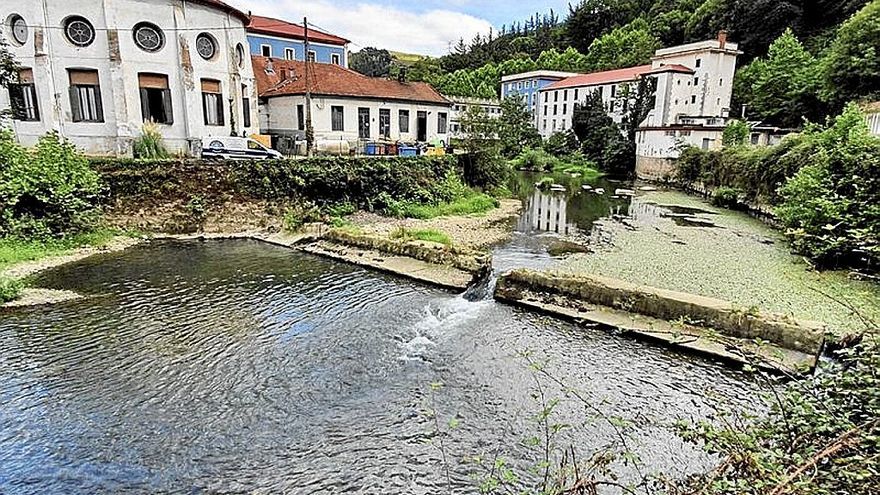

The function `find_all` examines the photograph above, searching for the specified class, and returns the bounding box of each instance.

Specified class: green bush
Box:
[675,104,880,269]
[0,130,103,238]
[511,148,560,172]
[132,122,170,159]
[283,203,322,233]
[776,105,880,268]
[679,340,880,495]
[0,276,23,303]
[458,151,510,190]
[95,155,459,213]
[711,187,741,209]
[543,130,580,156]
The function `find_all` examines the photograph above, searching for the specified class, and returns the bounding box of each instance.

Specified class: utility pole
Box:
[304,17,314,157]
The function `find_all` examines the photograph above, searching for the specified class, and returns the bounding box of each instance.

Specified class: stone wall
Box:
[635,155,677,181]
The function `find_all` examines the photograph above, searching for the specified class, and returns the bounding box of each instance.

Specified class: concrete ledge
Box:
[320,230,492,275]
[495,269,825,359]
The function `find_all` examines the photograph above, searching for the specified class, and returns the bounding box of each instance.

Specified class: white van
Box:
[202,137,283,160]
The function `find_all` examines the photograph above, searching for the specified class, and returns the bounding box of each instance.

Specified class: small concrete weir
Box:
[494,269,825,373]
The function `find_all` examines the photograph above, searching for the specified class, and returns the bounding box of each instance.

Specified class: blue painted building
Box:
[247,15,349,67]
[500,70,578,121]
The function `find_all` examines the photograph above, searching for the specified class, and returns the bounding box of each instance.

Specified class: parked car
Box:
[201,137,283,160]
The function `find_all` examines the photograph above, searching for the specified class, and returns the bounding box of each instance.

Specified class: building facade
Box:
[1,0,258,156]
[446,95,501,139]
[254,57,451,148]
[500,70,577,122]
[246,15,348,68]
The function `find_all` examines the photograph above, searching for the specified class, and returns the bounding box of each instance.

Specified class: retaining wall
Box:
[495,269,825,355]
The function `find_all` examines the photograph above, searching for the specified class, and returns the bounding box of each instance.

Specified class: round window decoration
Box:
[133,22,164,52]
[195,33,217,60]
[64,16,95,47]
[235,43,245,68]
[8,14,28,46]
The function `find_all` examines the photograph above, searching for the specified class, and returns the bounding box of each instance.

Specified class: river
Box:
[0,180,764,494]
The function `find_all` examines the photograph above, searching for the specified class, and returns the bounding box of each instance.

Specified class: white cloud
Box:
[229,0,493,56]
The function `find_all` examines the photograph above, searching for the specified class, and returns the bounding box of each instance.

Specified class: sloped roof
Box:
[545,65,655,90]
[253,57,450,105]
[247,15,349,46]
[189,0,249,23]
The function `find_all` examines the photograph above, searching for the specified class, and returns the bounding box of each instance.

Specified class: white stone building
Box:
[254,57,451,148]
[635,33,741,178]
[1,0,258,156]
[446,95,501,139]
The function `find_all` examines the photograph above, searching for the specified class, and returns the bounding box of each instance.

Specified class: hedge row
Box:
[93,155,462,211]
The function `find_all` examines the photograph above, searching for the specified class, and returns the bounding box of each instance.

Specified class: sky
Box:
[229,0,573,56]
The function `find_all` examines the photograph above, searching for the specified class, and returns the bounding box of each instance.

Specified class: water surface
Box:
[0,238,762,494]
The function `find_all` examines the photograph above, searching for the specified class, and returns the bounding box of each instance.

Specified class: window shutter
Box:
[202,94,209,125]
[8,85,25,120]
[28,86,40,121]
[69,86,83,122]
[93,86,104,122]
[139,88,150,121]
[162,89,174,125]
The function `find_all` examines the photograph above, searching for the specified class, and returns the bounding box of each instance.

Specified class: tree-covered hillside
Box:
[350,0,877,126]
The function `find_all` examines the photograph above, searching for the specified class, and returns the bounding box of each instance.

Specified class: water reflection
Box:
[510,172,633,237]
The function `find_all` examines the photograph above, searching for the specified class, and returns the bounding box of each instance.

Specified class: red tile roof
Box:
[189,0,249,23]
[247,15,349,46]
[252,57,450,105]
[545,64,655,90]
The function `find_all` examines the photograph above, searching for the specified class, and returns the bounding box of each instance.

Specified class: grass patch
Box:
[0,229,125,272]
[390,227,452,246]
[0,277,23,303]
[391,192,499,219]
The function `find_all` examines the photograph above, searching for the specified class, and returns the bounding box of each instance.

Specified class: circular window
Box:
[133,22,164,52]
[195,33,217,60]
[235,43,245,68]
[64,16,95,47]
[8,14,27,46]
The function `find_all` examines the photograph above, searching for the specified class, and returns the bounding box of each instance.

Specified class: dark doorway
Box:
[416,111,427,142]
[358,107,370,139]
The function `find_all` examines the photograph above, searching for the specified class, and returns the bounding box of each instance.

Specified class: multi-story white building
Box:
[1,0,258,156]
[505,33,740,179]
[635,33,741,178]
[446,95,501,139]
[254,57,451,147]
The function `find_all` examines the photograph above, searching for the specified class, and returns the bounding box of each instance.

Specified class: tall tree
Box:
[821,0,880,108]
[571,91,634,175]
[496,97,541,158]
[735,29,825,127]
[585,18,661,70]
[349,47,392,77]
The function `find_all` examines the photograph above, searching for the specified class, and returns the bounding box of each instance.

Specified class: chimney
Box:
[398,67,407,84]
[265,58,275,74]
[280,68,289,80]
[718,30,728,49]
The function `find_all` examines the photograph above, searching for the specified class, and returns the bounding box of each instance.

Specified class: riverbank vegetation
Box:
[390,227,453,246]
[676,104,880,271]
[674,338,879,495]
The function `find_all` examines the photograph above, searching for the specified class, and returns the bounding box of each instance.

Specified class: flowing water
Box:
[0,179,765,494]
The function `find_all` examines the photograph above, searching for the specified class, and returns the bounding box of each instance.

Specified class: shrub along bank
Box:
[674,104,880,271]
[95,155,461,209]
